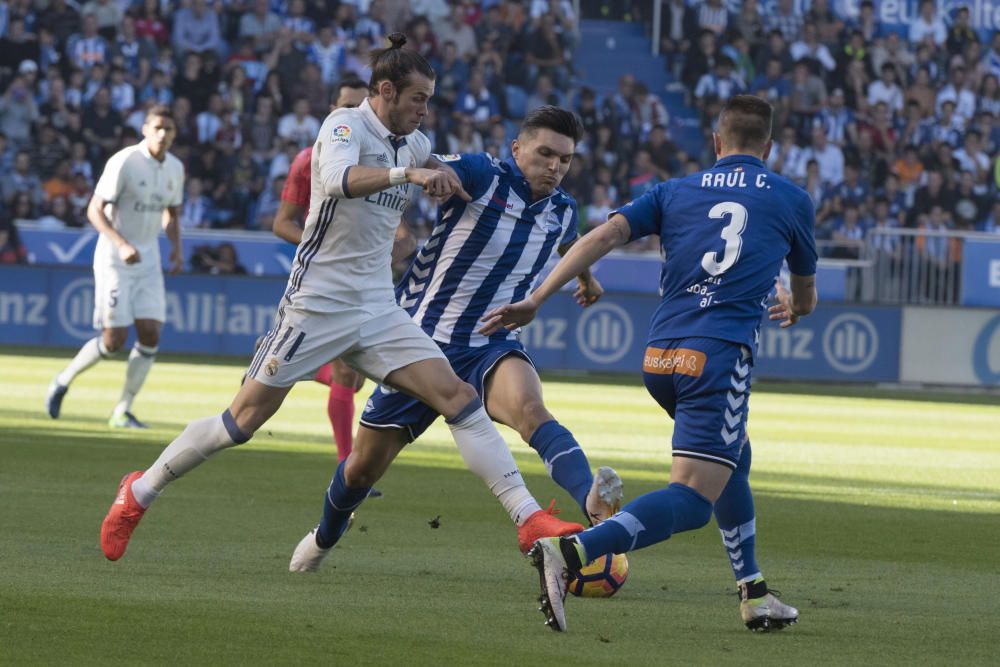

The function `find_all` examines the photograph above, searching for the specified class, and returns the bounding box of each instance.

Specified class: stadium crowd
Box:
[0,0,999,265]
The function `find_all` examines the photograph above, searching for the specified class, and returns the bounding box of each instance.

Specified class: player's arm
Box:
[317,120,469,201]
[770,195,819,328]
[87,194,140,265]
[557,237,603,307]
[162,205,182,273]
[479,215,630,335]
[421,155,470,202]
[391,220,416,265]
[273,201,306,244]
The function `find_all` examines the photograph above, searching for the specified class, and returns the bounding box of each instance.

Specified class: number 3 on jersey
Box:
[701,201,748,277]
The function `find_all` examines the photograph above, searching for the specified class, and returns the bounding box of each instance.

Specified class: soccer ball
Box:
[567,553,629,598]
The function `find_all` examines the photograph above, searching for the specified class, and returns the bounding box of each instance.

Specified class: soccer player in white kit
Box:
[46,105,184,428]
[99,34,583,562]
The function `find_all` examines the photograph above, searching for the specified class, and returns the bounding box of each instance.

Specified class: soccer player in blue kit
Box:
[289,105,623,571]
[482,95,818,632]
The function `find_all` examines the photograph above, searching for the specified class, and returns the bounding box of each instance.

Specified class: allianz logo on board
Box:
[575,302,633,364]
[57,277,96,339]
[822,313,879,374]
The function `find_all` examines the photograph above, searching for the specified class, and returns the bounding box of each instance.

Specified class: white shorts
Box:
[246,303,447,388]
[92,264,166,330]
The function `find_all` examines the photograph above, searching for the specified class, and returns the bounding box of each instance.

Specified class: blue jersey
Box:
[398,153,579,347]
[618,154,817,357]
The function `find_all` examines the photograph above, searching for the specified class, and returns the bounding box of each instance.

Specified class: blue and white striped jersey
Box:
[398,153,579,347]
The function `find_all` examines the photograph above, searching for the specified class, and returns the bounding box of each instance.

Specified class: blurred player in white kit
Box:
[46,104,184,429]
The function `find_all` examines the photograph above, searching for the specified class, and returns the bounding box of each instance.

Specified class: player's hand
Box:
[169,247,183,274]
[574,275,603,307]
[478,297,539,336]
[118,243,140,265]
[407,168,471,202]
[768,281,799,328]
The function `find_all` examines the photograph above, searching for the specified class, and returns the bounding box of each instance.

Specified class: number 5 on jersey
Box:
[701,201,748,277]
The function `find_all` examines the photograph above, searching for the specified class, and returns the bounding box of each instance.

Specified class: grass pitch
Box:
[1,348,998,665]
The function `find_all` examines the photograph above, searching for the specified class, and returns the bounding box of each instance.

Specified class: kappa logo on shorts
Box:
[643,347,706,377]
[264,357,279,376]
[331,124,352,144]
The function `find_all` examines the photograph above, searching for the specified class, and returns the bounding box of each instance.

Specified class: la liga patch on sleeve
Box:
[331,124,352,144]
[434,153,461,162]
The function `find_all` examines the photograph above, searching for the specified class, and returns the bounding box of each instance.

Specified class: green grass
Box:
[1,347,998,665]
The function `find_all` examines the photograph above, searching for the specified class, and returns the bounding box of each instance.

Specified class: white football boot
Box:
[585,466,623,525]
[529,537,570,632]
[739,586,799,632]
[288,514,354,573]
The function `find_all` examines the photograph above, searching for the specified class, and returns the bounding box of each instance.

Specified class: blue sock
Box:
[529,420,593,515]
[713,441,761,583]
[576,482,712,560]
[316,460,370,549]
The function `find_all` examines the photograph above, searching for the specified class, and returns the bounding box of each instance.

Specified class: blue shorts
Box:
[360,339,531,442]
[641,337,751,470]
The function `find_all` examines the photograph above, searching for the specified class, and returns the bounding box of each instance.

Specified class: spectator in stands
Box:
[788,60,826,139]
[446,115,483,154]
[0,214,28,265]
[751,56,790,125]
[42,159,74,201]
[35,195,75,229]
[252,175,284,230]
[904,67,936,118]
[694,57,745,120]
[134,0,169,47]
[277,98,319,149]
[978,75,1000,118]
[66,15,108,73]
[524,13,568,89]
[817,87,857,147]
[180,177,210,229]
[765,0,803,44]
[81,0,122,42]
[805,0,841,46]
[0,19,40,73]
[308,25,347,85]
[871,31,913,81]
[631,82,669,138]
[909,0,946,47]
[10,191,37,224]
[800,122,844,187]
[454,69,500,134]
[658,0,696,77]
[954,130,990,182]
[641,124,681,180]
[695,0,728,37]
[802,158,824,209]
[191,242,247,275]
[173,0,224,58]
[946,5,979,58]
[0,133,13,174]
[830,203,866,259]
[81,86,122,161]
[936,64,977,124]
[909,170,952,227]
[849,0,882,43]
[3,149,42,206]
[435,3,476,61]
[953,171,988,228]
[931,99,964,147]
[767,124,804,178]
[239,0,281,51]
[682,29,716,92]
[627,149,660,200]
[790,22,835,76]
[39,0,81,48]
[867,62,903,114]
[0,65,39,150]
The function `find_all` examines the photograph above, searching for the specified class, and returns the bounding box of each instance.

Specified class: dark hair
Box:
[333,77,368,103]
[368,32,435,96]
[145,104,173,121]
[717,95,773,152]
[519,105,583,143]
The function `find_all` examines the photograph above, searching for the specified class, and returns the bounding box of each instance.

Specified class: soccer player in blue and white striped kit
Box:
[484,95,818,632]
[289,106,624,571]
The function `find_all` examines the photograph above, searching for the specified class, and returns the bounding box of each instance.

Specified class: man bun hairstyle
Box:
[519,105,583,143]
[717,94,773,153]
[368,32,435,96]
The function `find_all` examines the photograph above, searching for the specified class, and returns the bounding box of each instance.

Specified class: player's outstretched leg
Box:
[289,460,368,572]
[715,440,798,632]
[100,409,252,560]
[46,335,117,418]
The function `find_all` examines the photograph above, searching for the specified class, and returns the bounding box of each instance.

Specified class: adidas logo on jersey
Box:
[376,153,389,164]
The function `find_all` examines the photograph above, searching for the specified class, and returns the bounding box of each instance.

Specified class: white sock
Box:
[137,411,250,506]
[113,343,158,416]
[57,337,113,386]
[446,399,541,525]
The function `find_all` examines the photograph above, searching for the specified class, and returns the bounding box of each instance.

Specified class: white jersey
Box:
[93,141,184,271]
[283,98,432,312]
